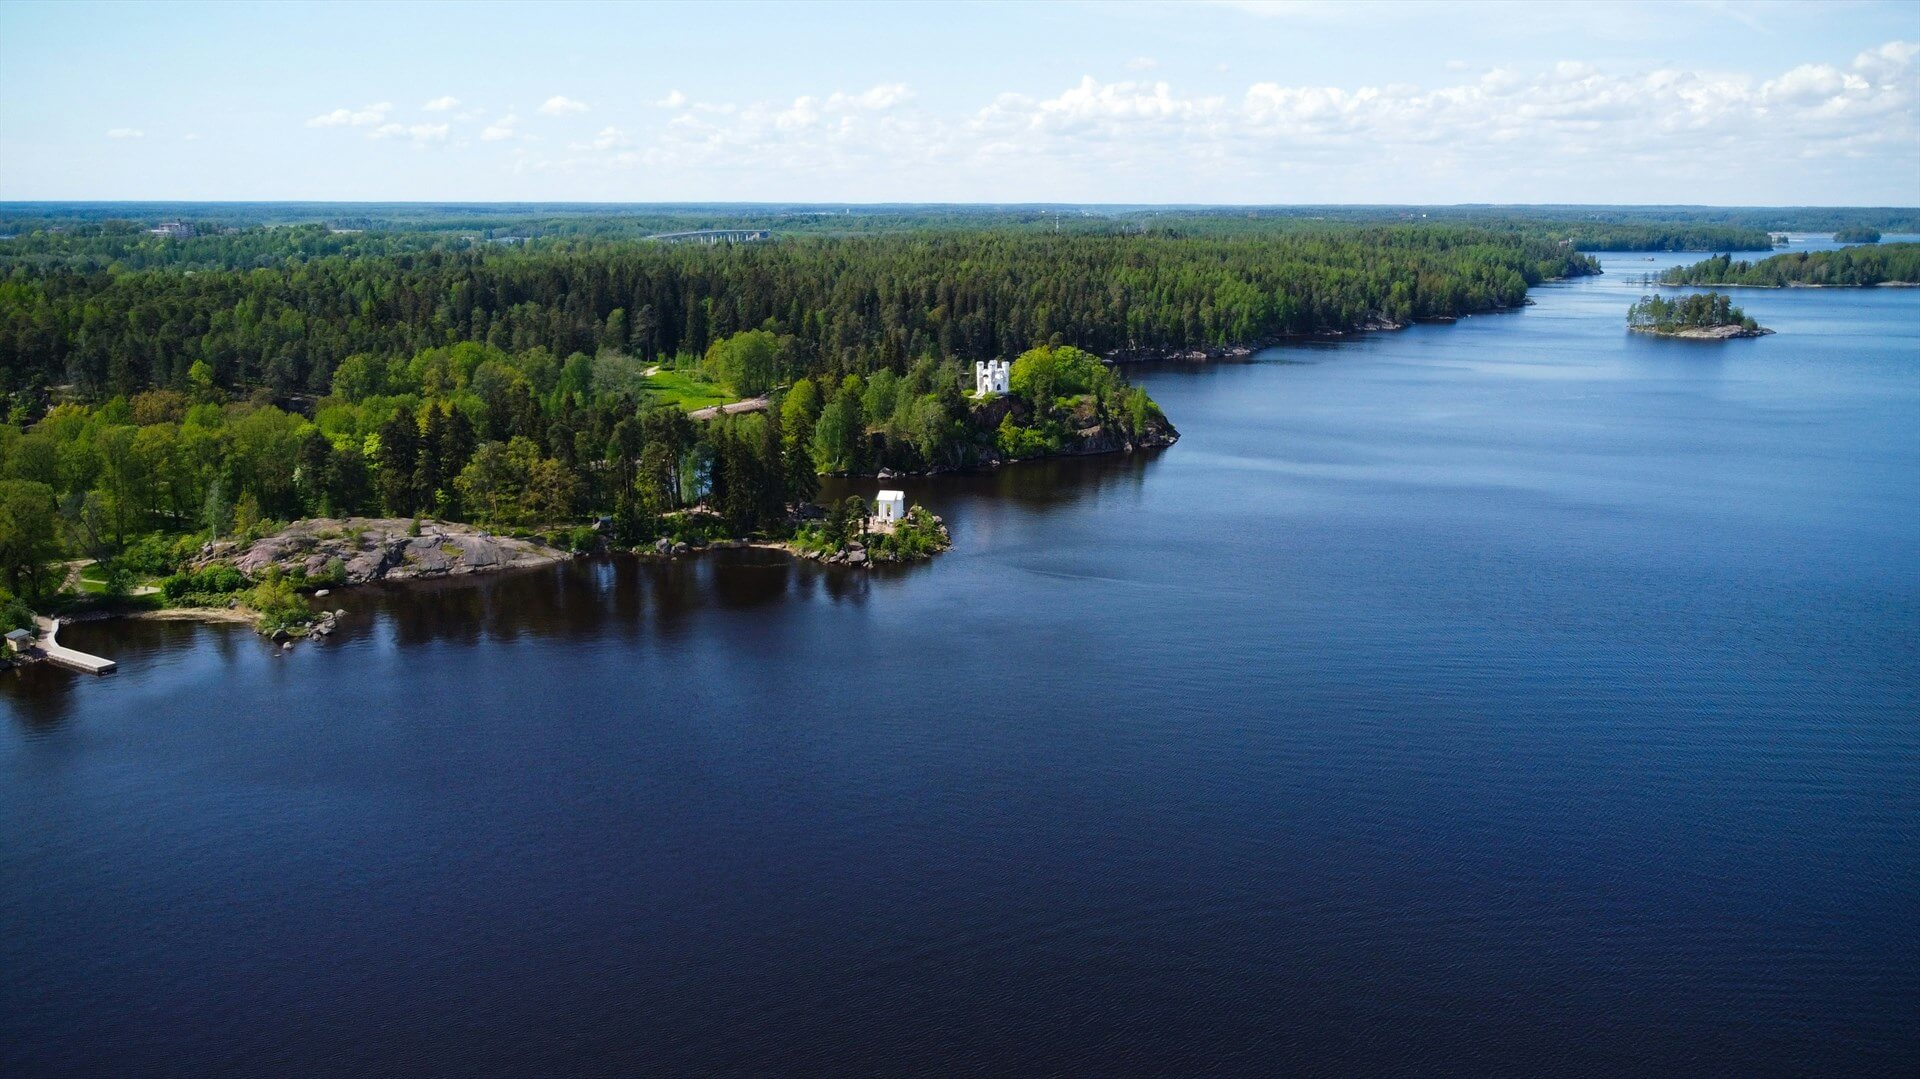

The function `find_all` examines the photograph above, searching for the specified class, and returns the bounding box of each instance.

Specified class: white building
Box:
[875,490,906,526]
[974,359,1010,396]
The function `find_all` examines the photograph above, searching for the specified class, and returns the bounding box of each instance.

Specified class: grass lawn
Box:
[76,563,108,594]
[639,367,734,411]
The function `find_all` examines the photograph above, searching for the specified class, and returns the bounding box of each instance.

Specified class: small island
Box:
[1833,227,1882,244]
[1627,293,1772,339]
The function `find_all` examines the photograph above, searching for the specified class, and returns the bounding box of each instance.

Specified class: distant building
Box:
[147,221,194,239]
[875,490,906,526]
[974,359,1010,396]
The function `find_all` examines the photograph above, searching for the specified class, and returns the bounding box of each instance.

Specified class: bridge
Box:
[31,616,117,674]
[647,229,773,245]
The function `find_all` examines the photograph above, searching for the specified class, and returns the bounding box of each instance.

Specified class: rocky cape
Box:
[978,393,1178,461]
[196,517,567,585]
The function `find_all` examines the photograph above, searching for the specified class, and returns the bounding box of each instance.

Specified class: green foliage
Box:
[1661,244,1919,287]
[703,329,787,397]
[1009,344,1107,403]
[0,479,60,599]
[996,414,1058,459]
[1627,293,1761,333]
[870,506,949,560]
[0,221,1599,403]
[159,563,247,603]
[244,567,312,635]
[0,589,34,635]
[1833,227,1882,244]
[453,436,580,526]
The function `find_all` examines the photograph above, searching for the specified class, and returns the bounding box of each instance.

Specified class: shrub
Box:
[160,564,247,602]
[244,567,312,635]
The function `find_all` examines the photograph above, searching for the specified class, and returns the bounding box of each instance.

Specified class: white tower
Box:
[974,359,1010,396]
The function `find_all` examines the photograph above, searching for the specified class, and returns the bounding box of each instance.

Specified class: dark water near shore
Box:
[5,244,1918,1075]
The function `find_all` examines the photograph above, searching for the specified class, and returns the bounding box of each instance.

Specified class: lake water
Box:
[5,244,1917,1075]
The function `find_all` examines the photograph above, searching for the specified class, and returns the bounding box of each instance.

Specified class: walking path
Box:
[688,395,770,421]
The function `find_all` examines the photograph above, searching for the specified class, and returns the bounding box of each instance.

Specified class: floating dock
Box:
[33,616,117,674]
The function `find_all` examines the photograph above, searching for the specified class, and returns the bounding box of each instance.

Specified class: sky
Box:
[2,0,1917,205]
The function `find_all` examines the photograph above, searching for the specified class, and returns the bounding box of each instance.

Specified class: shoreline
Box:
[1656,281,1919,290]
[1630,325,1774,340]
[1099,304,1539,364]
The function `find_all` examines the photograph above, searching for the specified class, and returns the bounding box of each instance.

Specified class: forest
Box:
[1661,244,1920,288]
[0,206,1863,630]
[0,223,1599,403]
[0,333,1163,628]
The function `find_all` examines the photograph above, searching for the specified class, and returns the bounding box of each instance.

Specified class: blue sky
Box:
[2,0,1916,204]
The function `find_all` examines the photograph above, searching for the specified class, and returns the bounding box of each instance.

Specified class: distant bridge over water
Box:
[647,229,773,245]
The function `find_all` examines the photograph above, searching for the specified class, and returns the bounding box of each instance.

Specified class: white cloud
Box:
[1126,56,1159,72]
[569,126,631,152]
[538,95,589,115]
[105,127,143,139]
[481,112,521,141]
[658,90,688,109]
[612,42,1918,201]
[306,102,392,128]
[371,122,451,143]
[423,95,461,112]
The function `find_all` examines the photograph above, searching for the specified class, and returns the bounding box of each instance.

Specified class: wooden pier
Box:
[32,616,117,674]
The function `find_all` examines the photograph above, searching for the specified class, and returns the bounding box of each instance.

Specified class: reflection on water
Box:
[2,444,1169,729]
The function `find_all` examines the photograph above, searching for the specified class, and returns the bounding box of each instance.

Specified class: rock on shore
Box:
[1632,324,1775,340]
[198,518,565,585]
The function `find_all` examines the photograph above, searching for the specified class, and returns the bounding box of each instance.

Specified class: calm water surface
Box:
[5,244,1917,1075]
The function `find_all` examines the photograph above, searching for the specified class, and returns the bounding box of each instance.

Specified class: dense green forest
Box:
[1660,244,1920,287]
[2,204,1901,630]
[0,224,1597,402]
[1626,293,1761,334]
[0,335,1164,627]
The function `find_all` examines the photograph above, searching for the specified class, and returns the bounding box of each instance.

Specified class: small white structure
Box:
[974,359,1010,396]
[875,489,906,526]
[5,628,31,653]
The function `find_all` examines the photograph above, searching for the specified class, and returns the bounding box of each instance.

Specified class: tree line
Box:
[0,336,1163,607]
[1661,245,1920,288]
[1626,293,1759,332]
[0,224,1597,405]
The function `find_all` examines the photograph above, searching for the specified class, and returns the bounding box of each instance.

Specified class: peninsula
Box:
[1660,244,1919,288]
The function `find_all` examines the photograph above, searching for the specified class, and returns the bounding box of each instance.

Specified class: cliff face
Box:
[197,518,565,585]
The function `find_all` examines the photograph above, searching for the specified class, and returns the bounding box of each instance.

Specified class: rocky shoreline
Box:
[640,519,952,569]
[1631,325,1775,340]
[1095,307,1537,364]
[197,517,567,585]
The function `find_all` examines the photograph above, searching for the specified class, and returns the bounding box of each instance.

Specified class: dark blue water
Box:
[5,247,1918,1076]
